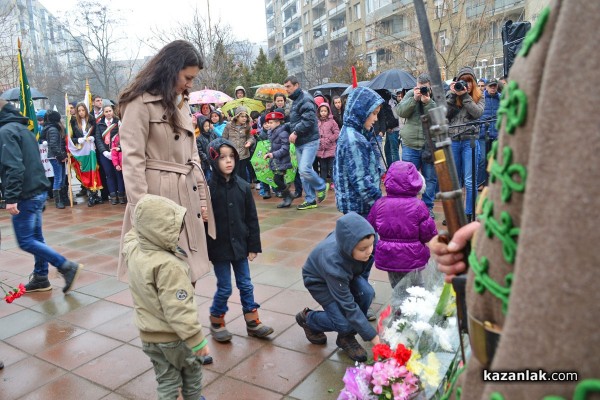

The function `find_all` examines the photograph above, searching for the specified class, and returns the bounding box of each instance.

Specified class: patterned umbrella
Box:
[189,89,233,105]
[250,140,297,186]
[221,97,265,117]
[253,83,287,102]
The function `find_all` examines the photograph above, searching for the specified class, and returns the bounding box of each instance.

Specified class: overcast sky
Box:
[40,0,268,58]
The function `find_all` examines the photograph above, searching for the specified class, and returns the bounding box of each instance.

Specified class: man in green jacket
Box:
[395,73,438,218]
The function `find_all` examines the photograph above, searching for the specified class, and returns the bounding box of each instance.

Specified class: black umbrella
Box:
[367,69,416,91]
[341,81,370,97]
[1,87,48,101]
[308,82,350,100]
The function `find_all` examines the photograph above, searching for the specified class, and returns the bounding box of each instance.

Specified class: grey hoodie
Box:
[302,212,377,341]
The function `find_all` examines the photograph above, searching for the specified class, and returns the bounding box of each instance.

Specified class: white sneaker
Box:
[255,183,261,190]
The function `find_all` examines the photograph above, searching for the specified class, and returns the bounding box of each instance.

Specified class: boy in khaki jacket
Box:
[123,194,209,400]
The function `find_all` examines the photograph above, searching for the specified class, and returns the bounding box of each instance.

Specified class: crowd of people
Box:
[2,9,590,395]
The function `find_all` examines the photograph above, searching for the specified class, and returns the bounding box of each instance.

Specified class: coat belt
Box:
[145,159,216,252]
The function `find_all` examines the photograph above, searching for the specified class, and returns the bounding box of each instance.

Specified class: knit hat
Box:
[36,109,47,120]
[457,66,477,82]
[47,110,62,124]
[234,106,249,118]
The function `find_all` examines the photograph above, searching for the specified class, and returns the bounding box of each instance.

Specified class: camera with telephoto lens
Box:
[454,80,468,91]
[418,86,429,95]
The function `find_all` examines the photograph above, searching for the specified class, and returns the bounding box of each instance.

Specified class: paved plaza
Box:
[0,189,444,399]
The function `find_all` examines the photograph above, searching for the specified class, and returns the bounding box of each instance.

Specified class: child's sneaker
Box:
[316,183,330,203]
[209,314,233,342]
[296,201,317,210]
[336,333,367,362]
[296,308,327,344]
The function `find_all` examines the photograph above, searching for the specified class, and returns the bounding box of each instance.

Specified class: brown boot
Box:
[336,333,367,362]
[295,308,327,344]
[244,309,274,338]
[209,314,232,342]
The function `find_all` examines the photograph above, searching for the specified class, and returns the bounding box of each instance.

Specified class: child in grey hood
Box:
[297,212,381,362]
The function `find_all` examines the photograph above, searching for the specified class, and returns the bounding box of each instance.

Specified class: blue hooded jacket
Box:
[333,87,384,215]
[302,212,377,341]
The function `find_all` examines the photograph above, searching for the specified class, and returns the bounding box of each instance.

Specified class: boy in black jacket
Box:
[206,138,274,342]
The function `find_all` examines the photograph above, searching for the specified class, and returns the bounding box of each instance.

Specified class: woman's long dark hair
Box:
[118,40,204,130]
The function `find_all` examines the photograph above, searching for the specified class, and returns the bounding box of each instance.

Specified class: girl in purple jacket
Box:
[367,161,438,289]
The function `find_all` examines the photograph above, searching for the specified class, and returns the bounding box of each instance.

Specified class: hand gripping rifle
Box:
[413,0,470,364]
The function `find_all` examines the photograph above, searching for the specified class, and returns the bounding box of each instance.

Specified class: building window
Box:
[353,4,361,20]
[434,0,448,18]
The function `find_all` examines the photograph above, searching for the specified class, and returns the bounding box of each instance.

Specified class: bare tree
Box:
[303,50,331,88]
[0,1,18,90]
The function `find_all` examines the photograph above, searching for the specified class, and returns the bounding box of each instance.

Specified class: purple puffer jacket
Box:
[367,161,438,272]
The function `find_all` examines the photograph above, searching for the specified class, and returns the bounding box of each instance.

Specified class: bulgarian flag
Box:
[65,93,103,191]
[17,38,38,139]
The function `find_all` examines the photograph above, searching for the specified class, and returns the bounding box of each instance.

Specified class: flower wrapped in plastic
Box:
[379,261,467,398]
[337,261,467,399]
[338,343,423,400]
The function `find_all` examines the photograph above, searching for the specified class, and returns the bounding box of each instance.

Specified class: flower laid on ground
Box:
[338,343,421,400]
[1,281,26,303]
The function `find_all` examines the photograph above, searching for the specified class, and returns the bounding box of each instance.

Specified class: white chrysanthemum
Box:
[434,326,454,352]
[412,321,432,333]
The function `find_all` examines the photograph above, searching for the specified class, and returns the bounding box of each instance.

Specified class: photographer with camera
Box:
[395,73,438,219]
[446,66,485,222]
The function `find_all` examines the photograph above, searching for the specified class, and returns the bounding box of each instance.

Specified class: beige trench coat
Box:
[117,93,216,283]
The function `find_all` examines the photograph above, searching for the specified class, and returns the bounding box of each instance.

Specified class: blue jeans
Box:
[12,192,66,276]
[210,258,260,316]
[451,139,481,215]
[384,131,400,165]
[306,276,374,335]
[401,145,438,210]
[296,140,326,203]
[49,159,64,189]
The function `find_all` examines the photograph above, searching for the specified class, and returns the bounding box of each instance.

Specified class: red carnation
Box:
[394,344,412,366]
[372,343,393,361]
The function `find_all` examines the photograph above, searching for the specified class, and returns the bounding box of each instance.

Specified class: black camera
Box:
[454,80,468,91]
[418,86,429,95]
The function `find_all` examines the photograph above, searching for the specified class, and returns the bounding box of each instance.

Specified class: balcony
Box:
[266,0,273,8]
[268,29,276,39]
[282,0,296,10]
[328,3,346,17]
[283,29,302,45]
[284,46,304,60]
[330,26,347,41]
[312,0,324,6]
[467,0,524,18]
[313,34,327,48]
[283,11,301,25]
[366,2,397,24]
[314,13,327,25]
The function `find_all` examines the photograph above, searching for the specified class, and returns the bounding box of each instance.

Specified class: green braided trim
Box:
[496,81,528,134]
[489,144,527,203]
[519,6,551,57]
[469,248,513,314]
[480,198,520,265]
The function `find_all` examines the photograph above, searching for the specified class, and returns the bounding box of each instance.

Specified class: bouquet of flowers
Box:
[338,343,423,400]
[1,281,26,303]
[338,261,466,399]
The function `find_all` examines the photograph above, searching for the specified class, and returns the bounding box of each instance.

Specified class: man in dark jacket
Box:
[477,79,501,187]
[0,99,81,293]
[297,212,381,362]
[284,76,329,210]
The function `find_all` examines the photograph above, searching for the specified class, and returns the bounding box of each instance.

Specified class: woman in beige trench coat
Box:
[117,40,216,283]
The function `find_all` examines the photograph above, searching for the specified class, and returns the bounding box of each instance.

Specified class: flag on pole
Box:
[84,79,93,113]
[17,38,38,138]
[65,92,103,191]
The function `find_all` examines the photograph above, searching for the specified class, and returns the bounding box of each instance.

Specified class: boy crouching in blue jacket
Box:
[297,212,381,362]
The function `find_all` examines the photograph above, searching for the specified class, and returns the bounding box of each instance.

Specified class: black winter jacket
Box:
[44,123,67,161]
[287,88,319,147]
[95,117,120,154]
[207,138,261,262]
[267,123,292,171]
[0,103,50,203]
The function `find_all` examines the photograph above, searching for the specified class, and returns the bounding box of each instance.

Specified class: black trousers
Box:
[273,171,288,192]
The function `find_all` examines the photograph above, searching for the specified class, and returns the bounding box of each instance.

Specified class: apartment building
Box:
[265,0,549,85]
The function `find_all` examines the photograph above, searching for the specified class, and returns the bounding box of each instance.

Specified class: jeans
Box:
[401,145,438,210]
[295,140,326,203]
[293,172,303,195]
[451,139,481,215]
[98,154,125,194]
[142,340,203,400]
[49,159,64,190]
[306,276,374,336]
[12,192,66,276]
[384,131,400,165]
[210,258,260,316]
